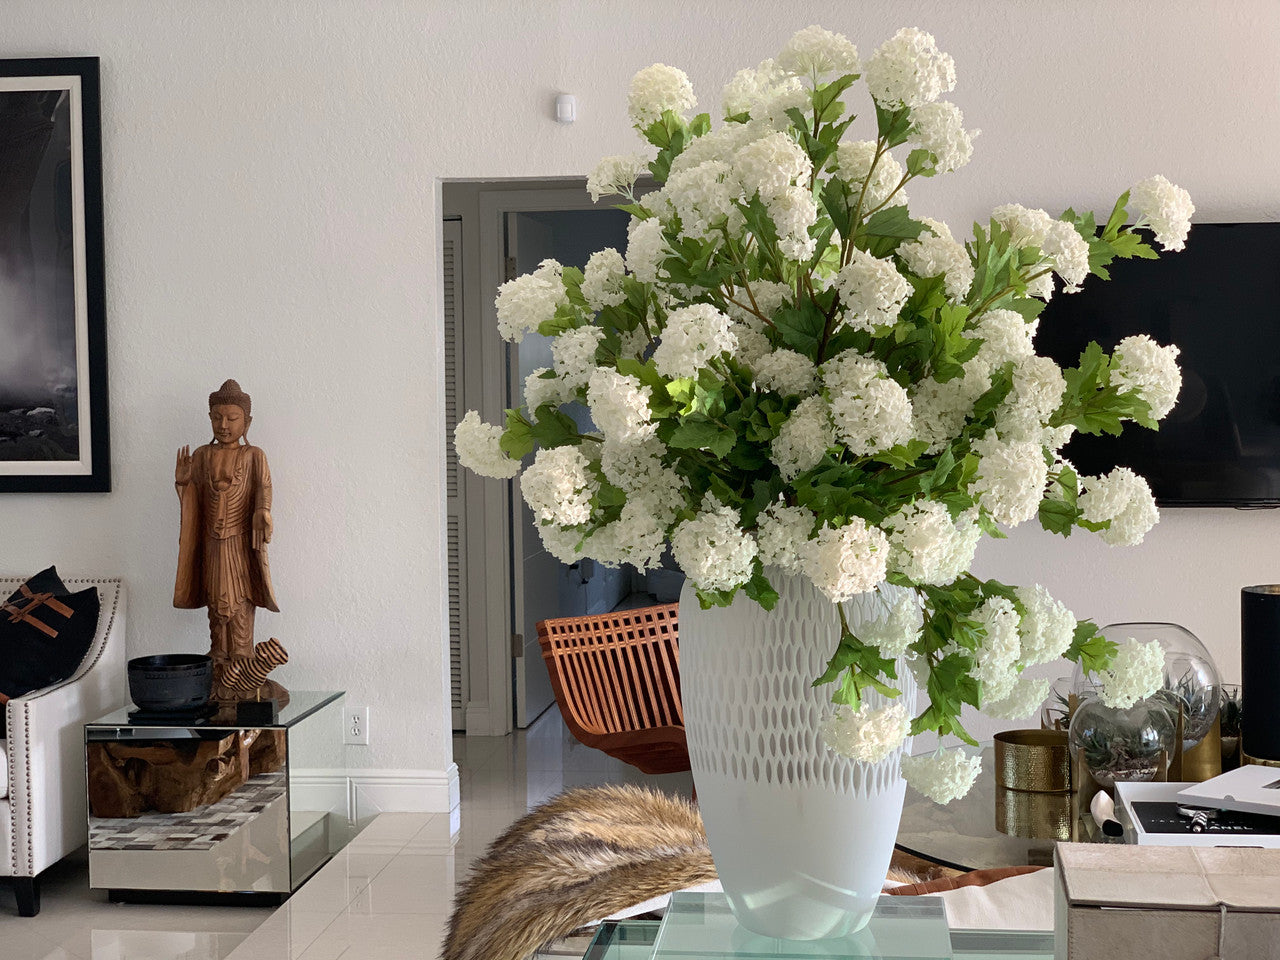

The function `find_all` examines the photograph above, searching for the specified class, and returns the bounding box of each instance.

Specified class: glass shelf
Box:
[585,893,1056,960]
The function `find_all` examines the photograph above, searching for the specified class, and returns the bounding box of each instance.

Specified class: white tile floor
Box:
[0,708,692,959]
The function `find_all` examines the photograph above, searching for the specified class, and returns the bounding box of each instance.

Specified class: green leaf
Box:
[862,204,924,241]
[537,301,584,337]
[874,102,913,147]
[669,418,735,458]
[1067,621,1117,677]
[772,301,829,355]
[499,410,534,459]
[743,562,780,611]
[529,409,581,448]
[1038,498,1078,536]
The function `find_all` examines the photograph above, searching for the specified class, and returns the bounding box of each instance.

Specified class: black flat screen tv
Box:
[1035,222,1280,507]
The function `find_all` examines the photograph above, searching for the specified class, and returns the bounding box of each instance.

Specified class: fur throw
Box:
[442,785,715,960]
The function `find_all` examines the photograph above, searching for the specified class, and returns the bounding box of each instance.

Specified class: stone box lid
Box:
[1056,842,1280,912]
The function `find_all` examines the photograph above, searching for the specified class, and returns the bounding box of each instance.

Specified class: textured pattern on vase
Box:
[682,574,914,795]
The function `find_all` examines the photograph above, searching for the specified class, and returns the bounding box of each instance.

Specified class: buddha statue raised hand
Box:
[173,379,282,700]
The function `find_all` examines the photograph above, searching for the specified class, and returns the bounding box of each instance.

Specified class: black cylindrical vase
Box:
[1241,585,1280,764]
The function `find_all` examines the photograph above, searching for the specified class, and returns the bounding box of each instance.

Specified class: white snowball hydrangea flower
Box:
[652,303,737,379]
[733,131,812,202]
[586,367,655,442]
[665,159,743,241]
[523,368,570,412]
[969,431,1049,526]
[767,185,819,261]
[995,354,1068,443]
[587,498,670,571]
[756,501,814,574]
[1079,466,1159,547]
[860,591,924,658]
[909,362,991,452]
[670,120,765,177]
[972,596,1022,703]
[885,500,982,586]
[830,140,905,210]
[822,351,914,456]
[965,308,1037,368]
[902,748,982,804]
[551,325,605,390]
[756,79,813,130]
[535,522,586,564]
[725,279,792,325]
[1130,174,1194,252]
[628,63,697,129]
[1110,335,1182,420]
[819,701,910,763]
[864,27,956,110]
[453,410,521,480]
[494,259,566,342]
[722,59,786,118]
[985,674,1051,721]
[908,101,976,173]
[1043,220,1091,293]
[670,497,758,593]
[586,154,650,203]
[991,203,1056,250]
[753,348,818,396]
[618,326,651,359]
[729,318,773,368]
[600,435,674,496]
[520,445,597,527]
[626,216,669,284]
[581,248,627,311]
[721,60,807,127]
[834,249,911,332]
[777,24,861,78]
[800,518,890,603]
[897,219,974,302]
[1097,638,1165,709]
[771,395,835,480]
[1014,583,1077,666]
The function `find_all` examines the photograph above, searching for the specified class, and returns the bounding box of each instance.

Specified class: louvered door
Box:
[443,218,468,729]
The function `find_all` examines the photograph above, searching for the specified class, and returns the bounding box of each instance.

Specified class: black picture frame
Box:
[0,57,109,492]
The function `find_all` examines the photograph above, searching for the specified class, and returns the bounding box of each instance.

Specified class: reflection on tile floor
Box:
[1,708,692,959]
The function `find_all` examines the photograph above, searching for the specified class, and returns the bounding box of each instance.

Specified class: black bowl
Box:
[128,653,213,712]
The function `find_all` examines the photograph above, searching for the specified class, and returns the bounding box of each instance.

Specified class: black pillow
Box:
[1,566,100,737]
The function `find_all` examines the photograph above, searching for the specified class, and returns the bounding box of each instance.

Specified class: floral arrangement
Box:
[455,25,1190,802]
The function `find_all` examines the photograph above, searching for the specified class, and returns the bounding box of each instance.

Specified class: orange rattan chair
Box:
[536,603,689,775]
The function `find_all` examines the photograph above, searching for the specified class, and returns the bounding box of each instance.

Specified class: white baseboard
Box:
[348,765,460,824]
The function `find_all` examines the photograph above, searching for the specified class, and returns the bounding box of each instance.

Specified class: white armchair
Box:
[2,577,127,916]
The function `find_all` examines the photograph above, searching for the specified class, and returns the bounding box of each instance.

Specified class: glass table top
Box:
[896,744,1105,871]
[85,690,344,731]
[585,893,1055,959]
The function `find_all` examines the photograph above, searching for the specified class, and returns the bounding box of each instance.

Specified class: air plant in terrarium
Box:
[1151,667,1221,752]
[1069,688,1176,788]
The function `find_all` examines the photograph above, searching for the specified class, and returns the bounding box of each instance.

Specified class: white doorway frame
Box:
[461,184,604,736]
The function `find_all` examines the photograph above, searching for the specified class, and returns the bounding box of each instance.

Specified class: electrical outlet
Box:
[344,705,370,745]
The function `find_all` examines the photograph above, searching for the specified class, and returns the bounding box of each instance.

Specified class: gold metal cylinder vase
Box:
[994,729,1073,840]
[995,729,1072,792]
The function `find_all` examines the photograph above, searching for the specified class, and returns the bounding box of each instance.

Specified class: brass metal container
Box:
[995,784,1075,840]
[995,729,1072,793]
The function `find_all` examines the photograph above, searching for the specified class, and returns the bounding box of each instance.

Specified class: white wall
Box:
[2,1,1277,789]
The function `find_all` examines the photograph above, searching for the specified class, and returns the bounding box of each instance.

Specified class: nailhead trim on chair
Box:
[2,578,121,880]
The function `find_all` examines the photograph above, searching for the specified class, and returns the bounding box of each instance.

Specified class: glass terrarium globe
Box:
[1069,692,1176,788]
[1073,622,1221,750]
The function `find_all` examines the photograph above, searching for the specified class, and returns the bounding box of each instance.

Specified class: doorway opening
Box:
[442,180,681,735]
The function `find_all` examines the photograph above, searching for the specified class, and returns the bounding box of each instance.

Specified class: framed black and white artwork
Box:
[0,57,109,492]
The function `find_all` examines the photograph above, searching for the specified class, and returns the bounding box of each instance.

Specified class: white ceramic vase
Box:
[680,572,915,940]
